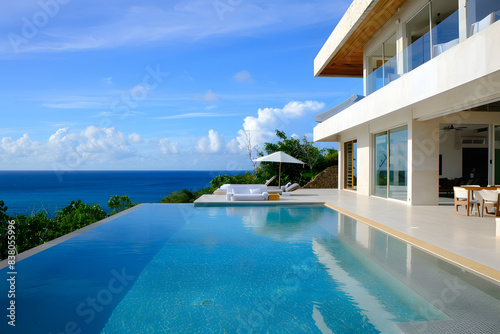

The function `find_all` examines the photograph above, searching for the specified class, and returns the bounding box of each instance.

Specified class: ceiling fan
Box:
[442,124,467,131]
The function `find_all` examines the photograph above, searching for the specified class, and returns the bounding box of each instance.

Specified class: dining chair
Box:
[478,190,500,217]
[454,187,475,216]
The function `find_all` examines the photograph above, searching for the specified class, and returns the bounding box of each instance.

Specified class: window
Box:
[406,3,431,71]
[373,126,408,200]
[366,34,397,94]
[495,126,500,185]
[344,140,357,190]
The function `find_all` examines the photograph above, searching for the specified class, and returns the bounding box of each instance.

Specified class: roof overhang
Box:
[314,0,407,77]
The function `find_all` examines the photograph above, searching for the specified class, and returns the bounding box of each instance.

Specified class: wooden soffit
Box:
[317,0,407,77]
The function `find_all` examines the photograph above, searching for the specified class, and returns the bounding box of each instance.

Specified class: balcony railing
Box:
[366,9,459,95]
[366,0,499,96]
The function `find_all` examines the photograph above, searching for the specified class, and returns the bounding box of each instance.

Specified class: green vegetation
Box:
[108,195,137,215]
[257,130,334,185]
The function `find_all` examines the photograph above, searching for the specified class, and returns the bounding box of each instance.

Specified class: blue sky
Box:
[0,0,360,170]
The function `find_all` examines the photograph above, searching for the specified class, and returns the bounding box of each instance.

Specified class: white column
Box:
[459,0,468,42]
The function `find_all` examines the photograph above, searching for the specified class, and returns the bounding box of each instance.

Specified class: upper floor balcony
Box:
[366,0,500,96]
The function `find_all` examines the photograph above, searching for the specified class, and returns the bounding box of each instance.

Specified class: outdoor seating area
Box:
[225,184,269,201]
[211,182,302,202]
[453,186,500,217]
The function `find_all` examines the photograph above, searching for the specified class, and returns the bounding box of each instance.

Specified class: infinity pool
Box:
[1,204,499,333]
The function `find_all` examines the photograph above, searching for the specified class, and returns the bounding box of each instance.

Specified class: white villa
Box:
[313,0,500,205]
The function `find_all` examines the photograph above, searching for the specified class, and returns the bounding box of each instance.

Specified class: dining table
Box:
[460,186,499,216]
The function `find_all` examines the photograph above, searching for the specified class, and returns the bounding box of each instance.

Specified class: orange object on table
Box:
[268,193,280,201]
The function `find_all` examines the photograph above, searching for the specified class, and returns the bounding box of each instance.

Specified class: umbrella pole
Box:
[278,162,282,188]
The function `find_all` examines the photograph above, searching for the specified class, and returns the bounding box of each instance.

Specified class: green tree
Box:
[259,130,335,185]
[210,172,257,189]
[0,199,107,260]
[0,201,12,259]
[108,195,136,215]
[325,148,339,166]
[54,200,107,236]
[160,189,196,203]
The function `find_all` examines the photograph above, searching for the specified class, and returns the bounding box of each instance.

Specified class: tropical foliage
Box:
[108,195,137,215]
[257,130,335,185]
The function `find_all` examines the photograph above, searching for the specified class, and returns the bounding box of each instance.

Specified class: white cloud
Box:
[1,133,40,156]
[233,70,254,83]
[237,100,324,148]
[0,127,143,167]
[195,89,219,103]
[196,129,225,154]
[226,138,240,154]
[129,133,143,144]
[158,138,179,154]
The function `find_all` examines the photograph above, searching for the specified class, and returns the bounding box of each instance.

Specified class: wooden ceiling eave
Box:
[320,0,408,77]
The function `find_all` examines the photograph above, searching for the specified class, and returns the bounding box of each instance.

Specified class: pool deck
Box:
[196,189,500,284]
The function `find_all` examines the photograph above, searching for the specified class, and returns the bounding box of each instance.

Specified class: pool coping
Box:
[323,202,500,286]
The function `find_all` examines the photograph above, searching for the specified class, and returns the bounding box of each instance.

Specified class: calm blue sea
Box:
[0,170,244,215]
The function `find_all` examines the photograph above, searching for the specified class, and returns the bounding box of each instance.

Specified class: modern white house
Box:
[313,0,500,205]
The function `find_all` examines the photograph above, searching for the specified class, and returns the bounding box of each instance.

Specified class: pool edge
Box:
[323,202,500,286]
[0,204,146,270]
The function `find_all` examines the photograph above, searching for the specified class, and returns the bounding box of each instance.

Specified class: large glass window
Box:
[344,140,357,190]
[374,133,388,198]
[406,4,431,72]
[389,127,408,200]
[495,126,500,185]
[366,34,397,95]
[374,126,408,201]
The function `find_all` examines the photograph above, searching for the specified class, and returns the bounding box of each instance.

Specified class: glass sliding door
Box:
[374,133,388,198]
[389,126,408,200]
[344,140,357,190]
[373,126,408,201]
[495,126,500,185]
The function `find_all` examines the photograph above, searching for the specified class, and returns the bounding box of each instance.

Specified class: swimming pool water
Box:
[1,204,499,333]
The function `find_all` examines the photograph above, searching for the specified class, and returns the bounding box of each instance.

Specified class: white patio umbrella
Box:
[253,151,305,187]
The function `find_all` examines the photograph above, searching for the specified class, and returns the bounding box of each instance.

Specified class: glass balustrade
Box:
[366,8,459,96]
[467,0,500,37]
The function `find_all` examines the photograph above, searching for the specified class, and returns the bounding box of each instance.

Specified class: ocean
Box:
[0,170,244,216]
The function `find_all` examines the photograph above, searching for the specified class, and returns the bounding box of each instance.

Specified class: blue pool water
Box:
[1,204,499,333]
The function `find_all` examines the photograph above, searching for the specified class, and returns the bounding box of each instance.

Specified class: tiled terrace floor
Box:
[196,189,500,284]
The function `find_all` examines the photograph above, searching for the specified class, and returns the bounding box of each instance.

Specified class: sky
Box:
[0,0,361,171]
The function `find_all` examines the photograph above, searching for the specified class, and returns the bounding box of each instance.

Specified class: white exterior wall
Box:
[411,119,440,205]
[315,21,500,142]
[339,124,371,196]
[314,0,500,205]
